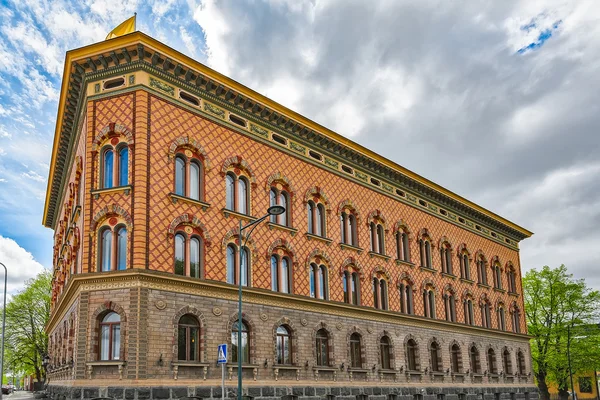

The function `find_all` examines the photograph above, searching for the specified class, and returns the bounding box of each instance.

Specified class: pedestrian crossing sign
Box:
[217,344,227,364]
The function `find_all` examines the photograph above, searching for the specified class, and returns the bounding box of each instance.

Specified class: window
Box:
[487,348,497,374]
[270,188,290,226]
[343,270,360,305]
[349,332,362,368]
[498,307,506,331]
[174,232,203,278]
[517,351,526,375]
[476,255,487,285]
[423,289,436,318]
[102,148,114,188]
[464,299,475,325]
[451,344,461,373]
[226,244,249,286]
[271,255,291,293]
[373,277,388,310]
[399,282,414,314]
[101,145,129,189]
[396,230,410,262]
[503,349,512,375]
[118,147,128,186]
[340,212,358,246]
[440,243,452,275]
[493,263,503,289]
[406,339,418,371]
[380,336,392,369]
[177,315,199,361]
[309,263,328,300]
[315,328,329,366]
[481,302,491,328]
[507,266,517,293]
[370,222,385,254]
[307,201,326,237]
[470,346,481,374]
[419,238,433,269]
[430,341,442,372]
[98,225,127,272]
[511,304,521,333]
[580,377,593,393]
[444,292,456,322]
[225,172,250,214]
[232,320,249,363]
[459,253,471,280]
[276,326,291,365]
[99,312,120,361]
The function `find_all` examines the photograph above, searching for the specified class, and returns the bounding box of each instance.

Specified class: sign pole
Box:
[222,363,225,400]
[218,344,227,400]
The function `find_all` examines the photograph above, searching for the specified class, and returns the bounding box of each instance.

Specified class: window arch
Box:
[270,187,291,227]
[399,278,414,315]
[395,227,411,263]
[99,311,121,361]
[307,201,327,237]
[492,259,503,290]
[429,340,442,372]
[423,286,436,318]
[232,320,250,363]
[450,343,462,373]
[470,345,481,374]
[373,276,389,310]
[225,172,250,215]
[457,244,471,280]
[418,231,433,269]
[340,211,358,247]
[502,348,512,375]
[379,335,393,370]
[497,304,506,331]
[464,296,475,326]
[507,264,517,293]
[511,303,522,333]
[276,325,292,365]
[517,350,526,375]
[174,231,203,278]
[271,254,292,293]
[227,243,250,286]
[342,269,361,305]
[315,328,330,366]
[475,252,488,285]
[173,151,204,201]
[309,263,328,300]
[370,222,386,255]
[487,348,497,374]
[98,224,127,272]
[481,296,492,328]
[177,315,200,361]
[406,338,420,371]
[444,287,457,322]
[349,332,363,368]
[439,240,453,275]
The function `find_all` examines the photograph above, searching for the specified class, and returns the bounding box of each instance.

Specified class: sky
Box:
[0,0,599,295]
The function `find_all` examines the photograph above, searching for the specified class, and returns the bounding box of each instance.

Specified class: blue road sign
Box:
[217,344,227,364]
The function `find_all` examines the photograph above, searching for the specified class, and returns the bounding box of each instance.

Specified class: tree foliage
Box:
[524,265,600,400]
[3,270,51,383]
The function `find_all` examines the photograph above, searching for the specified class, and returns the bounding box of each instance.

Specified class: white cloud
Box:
[0,236,46,296]
[21,170,46,183]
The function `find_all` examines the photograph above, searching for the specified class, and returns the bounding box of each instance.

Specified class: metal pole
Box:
[567,325,576,400]
[222,362,225,400]
[237,219,243,400]
[0,262,8,400]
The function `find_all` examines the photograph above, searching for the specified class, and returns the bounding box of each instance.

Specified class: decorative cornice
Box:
[43,32,533,245]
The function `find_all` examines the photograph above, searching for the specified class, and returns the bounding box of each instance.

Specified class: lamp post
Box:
[0,262,7,400]
[236,206,285,400]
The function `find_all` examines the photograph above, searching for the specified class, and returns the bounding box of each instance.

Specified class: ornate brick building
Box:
[44,32,536,400]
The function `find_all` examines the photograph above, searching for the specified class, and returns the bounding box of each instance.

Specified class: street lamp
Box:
[0,262,7,400]
[237,205,285,400]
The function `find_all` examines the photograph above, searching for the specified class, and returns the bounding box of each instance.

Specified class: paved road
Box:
[2,392,35,400]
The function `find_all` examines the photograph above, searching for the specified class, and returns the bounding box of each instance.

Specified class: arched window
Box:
[276,326,291,365]
[406,339,419,371]
[498,306,506,331]
[507,266,517,293]
[102,148,114,189]
[307,201,327,237]
[99,312,120,361]
[350,332,362,368]
[481,301,491,328]
[309,263,328,300]
[225,173,250,214]
[232,320,249,363]
[444,292,456,322]
[512,304,522,333]
[173,232,203,278]
[396,229,410,262]
[470,346,481,374]
[100,227,113,272]
[177,315,199,361]
[440,242,453,275]
[419,237,433,269]
[459,252,471,280]
[373,277,388,310]
[430,341,442,372]
[118,147,128,186]
[476,254,487,285]
[380,336,392,369]
[487,348,497,374]
[270,188,291,226]
[343,270,360,305]
[423,288,436,318]
[98,224,128,272]
[399,282,414,314]
[517,351,526,375]
[370,222,385,254]
[189,161,200,200]
[116,226,127,271]
[315,328,329,366]
[271,255,291,294]
[340,211,358,247]
[493,263,503,289]
[175,153,204,200]
[503,349,512,375]
[226,244,249,286]
[464,299,475,325]
[175,156,186,196]
[451,344,462,373]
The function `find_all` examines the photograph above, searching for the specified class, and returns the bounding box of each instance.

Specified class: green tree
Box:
[524,265,600,400]
[3,270,51,383]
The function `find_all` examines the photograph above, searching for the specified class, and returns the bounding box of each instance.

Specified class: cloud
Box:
[0,236,46,296]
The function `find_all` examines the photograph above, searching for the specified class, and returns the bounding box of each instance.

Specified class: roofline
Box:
[43,31,533,238]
